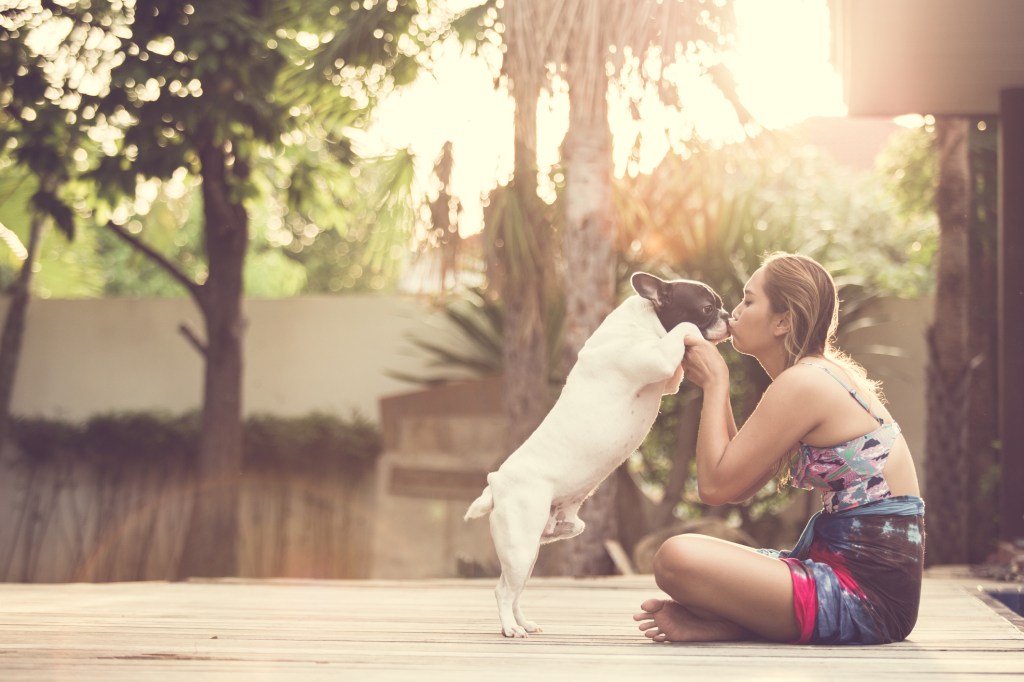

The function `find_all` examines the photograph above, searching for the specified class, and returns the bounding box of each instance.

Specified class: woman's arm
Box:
[682,337,820,505]
[679,335,740,502]
[695,378,738,503]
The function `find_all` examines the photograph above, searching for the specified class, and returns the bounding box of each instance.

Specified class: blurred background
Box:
[0,0,1015,583]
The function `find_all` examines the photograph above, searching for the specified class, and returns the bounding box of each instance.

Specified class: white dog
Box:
[465,272,730,637]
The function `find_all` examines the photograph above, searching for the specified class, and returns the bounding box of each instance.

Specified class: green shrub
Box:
[7,418,79,465]
[243,412,381,472]
[82,412,201,470]
[8,412,381,473]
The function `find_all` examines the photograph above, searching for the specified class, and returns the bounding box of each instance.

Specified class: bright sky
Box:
[729,0,846,127]
[361,0,848,237]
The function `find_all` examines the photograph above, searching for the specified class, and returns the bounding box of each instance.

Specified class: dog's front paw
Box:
[663,363,685,395]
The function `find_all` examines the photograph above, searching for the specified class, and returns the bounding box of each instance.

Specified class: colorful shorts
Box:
[768,496,925,644]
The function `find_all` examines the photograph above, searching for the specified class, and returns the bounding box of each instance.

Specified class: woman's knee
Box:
[653,534,710,591]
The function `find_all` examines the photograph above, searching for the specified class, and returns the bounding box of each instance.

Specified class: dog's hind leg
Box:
[489,493,549,637]
[541,500,586,544]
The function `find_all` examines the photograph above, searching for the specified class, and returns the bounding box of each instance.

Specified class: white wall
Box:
[2,294,933,463]
[3,295,448,422]
[840,297,933,484]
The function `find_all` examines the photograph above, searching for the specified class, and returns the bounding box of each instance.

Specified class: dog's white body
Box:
[465,295,704,638]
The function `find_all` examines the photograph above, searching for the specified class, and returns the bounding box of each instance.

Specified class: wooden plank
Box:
[0,576,1019,681]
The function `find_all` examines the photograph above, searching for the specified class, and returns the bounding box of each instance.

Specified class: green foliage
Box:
[10,411,381,471]
[92,180,207,296]
[390,285,567,386]
[0,20,80,239]
[5,417,79,465]
[82,412,201,470]
[618,130,937,301]
[0,162,107,297]
[244,413,380,472]
[353,150,419,284]
[390,287,504,385]
[875,123,938,221]
[244,250,308,297]
[1,0,472,298]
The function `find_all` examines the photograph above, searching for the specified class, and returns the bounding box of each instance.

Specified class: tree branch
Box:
[104,220,204,303]
[178,323,208,358]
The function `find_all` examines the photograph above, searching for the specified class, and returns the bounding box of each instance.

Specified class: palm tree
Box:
[487,7,557,456]
[494,0,740,574]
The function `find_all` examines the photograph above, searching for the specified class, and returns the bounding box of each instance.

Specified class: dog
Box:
[464,272,730,637]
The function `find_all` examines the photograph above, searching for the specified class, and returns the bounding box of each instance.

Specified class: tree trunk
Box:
[0,212,44,449]
[557,82,618,577]
[501,216,552,450]
[500,88,553,454]
[965,118,1000,563]
[925,117,971,565]
[176,141,248,579]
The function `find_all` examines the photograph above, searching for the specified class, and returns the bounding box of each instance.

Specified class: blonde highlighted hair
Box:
[760,252,882,403]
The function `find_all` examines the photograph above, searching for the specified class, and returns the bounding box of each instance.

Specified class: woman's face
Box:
[729,267,785,356]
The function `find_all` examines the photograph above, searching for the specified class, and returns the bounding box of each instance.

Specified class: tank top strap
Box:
[799,362,882,423]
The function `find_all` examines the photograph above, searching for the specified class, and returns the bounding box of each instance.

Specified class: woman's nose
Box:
[731,302,742,318]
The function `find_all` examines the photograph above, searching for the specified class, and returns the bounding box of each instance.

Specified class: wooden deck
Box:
[0,575,1021,681]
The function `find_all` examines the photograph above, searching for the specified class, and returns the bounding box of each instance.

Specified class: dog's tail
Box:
[464,486,494,521]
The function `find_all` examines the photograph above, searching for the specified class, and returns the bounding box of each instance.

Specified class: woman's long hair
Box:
[760,252,883,483]
[760,251,882,402]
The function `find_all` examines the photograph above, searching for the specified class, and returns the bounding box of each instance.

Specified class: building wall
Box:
[839,296,933,486]
[1,294,932,474]
[2,295,451,422]
[0,294,934,580]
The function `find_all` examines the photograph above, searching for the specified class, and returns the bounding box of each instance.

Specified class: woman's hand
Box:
[681,333,730,390]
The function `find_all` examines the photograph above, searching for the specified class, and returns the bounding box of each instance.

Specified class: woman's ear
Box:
[772,311,792,337]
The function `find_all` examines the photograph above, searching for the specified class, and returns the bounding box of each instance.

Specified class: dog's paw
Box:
[543,518,585,542]
[520,620,542,634]
[501,619,541,638]
[502,624,531,638]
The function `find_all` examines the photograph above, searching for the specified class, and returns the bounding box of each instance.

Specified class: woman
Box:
[633,252,925,645]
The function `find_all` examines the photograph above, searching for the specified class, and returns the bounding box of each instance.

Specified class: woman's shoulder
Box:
[784,358,868,393]
[774,361,834,390]
[760,363,835,411]
[764,362,853,414]
[778,358,893,424]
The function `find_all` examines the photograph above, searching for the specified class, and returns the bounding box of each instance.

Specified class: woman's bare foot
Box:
[633,598,748,643]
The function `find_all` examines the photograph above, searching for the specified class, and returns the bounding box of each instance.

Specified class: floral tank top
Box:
[789,363,899,513]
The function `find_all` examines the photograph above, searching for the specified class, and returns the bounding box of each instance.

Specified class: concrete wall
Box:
[2,293,932,472]
[840,296,933,487]
[0,294,934,581]
[2,295,449,422]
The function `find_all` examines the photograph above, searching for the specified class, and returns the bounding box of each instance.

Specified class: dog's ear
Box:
[631,272,666,306]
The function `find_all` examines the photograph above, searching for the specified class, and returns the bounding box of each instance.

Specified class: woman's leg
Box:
[633,533,801,643]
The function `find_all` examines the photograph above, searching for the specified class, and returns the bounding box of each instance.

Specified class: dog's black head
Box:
[631,272,730,341]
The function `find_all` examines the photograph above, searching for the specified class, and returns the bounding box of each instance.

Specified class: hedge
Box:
[8,411,382,472]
